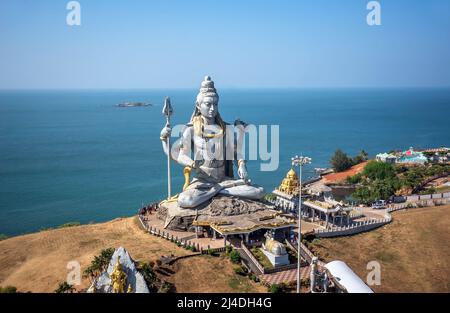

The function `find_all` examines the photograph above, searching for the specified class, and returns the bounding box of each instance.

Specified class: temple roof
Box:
[195,210,296,235]
[276,168,300,196]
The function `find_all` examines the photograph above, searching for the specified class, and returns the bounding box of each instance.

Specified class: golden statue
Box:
[110,256,127,293]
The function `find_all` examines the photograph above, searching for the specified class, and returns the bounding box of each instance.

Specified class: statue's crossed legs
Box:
[178,178,265,208]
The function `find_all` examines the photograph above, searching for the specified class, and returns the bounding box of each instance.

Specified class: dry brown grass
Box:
[0,216,193,293]
[308,204,450,292]
[0,216,267,293]
[163,255,266,293]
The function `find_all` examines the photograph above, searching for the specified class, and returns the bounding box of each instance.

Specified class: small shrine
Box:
[261,230,289,267]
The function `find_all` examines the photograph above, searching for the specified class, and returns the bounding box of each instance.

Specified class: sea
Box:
[1,88,449,236]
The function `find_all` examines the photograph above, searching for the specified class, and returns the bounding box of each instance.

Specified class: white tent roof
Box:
[325,260,373,293]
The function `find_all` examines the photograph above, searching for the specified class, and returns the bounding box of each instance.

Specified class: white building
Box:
[375,152,397,164]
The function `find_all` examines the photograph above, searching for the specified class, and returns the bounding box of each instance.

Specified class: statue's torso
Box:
[191,123,227,183]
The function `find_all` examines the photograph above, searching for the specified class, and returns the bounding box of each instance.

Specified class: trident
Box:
[162,97,173,199]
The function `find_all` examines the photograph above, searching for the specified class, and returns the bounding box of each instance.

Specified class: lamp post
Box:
[291,155,312,293]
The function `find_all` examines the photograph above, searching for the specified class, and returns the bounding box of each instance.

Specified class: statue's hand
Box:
[160,125,171,141]
[238,162,249,181]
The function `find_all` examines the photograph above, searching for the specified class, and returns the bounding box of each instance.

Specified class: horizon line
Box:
[1,85,450,91]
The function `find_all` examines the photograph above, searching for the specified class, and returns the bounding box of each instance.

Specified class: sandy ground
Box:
[322,161,368,184]
[0,217,195,292]
[307,204,450,292]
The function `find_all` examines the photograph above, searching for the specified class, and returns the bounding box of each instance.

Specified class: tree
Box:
[138,262,158,292]
[54,282,75,293]
[362,161,396,180]
[353,150,369,164]
[83,247,115,281]
[330,149,354,172]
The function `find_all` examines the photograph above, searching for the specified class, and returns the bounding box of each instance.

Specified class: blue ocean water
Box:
[0,88,449,236]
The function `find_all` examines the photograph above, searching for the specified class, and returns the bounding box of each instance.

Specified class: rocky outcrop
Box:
[157,195,278,231]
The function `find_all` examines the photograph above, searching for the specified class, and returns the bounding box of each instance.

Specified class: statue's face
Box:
[197,96,218,120]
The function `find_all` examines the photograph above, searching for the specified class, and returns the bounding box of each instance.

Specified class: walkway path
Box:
[140,212,225,250]
[237,248,263,276]
[260,267,310,285]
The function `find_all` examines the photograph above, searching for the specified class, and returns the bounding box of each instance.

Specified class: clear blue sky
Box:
[1,0,449,89]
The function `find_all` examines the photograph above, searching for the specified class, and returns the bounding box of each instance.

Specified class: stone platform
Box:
[157,195,296,235]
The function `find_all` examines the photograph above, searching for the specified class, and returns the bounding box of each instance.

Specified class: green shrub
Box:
[138,262,157,291]
[233,266,246,276]
[58,222,81,229]
[330,149,354,172]
[300,278,311,287]
[229,250,241,264]
[83,247,115,280]
[346,173,362,184]
[0,234,8,241]
[158,281,175,293]
[362,161,396,180]
[264,193,277,202]
[54,282,75,293]
[249,274,259,282]
[268,283,283,293]
[0,285,17,293]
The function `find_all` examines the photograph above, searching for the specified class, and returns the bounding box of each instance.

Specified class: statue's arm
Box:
[230,124,248,180]
[160,124,190,165]
[232,123,246,165]
[160,123,171,155]
[176,126,195,168]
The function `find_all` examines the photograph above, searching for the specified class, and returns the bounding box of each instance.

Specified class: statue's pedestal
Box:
[157,195,296,234]
[261,248,290,267]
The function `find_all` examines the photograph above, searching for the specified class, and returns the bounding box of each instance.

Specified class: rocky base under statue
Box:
[157,195,296,235]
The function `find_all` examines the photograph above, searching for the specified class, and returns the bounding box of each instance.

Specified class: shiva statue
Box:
[160,76,265,208]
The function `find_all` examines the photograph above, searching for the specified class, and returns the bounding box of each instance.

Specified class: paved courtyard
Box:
[261,266,310,285]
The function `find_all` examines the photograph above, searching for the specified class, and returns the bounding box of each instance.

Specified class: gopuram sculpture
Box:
[160,76,265,209]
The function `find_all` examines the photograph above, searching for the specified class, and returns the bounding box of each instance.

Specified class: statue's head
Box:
[194,76,219,120]
[114,256,123,271]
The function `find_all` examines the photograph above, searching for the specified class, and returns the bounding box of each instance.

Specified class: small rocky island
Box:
[116,102,152,107]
